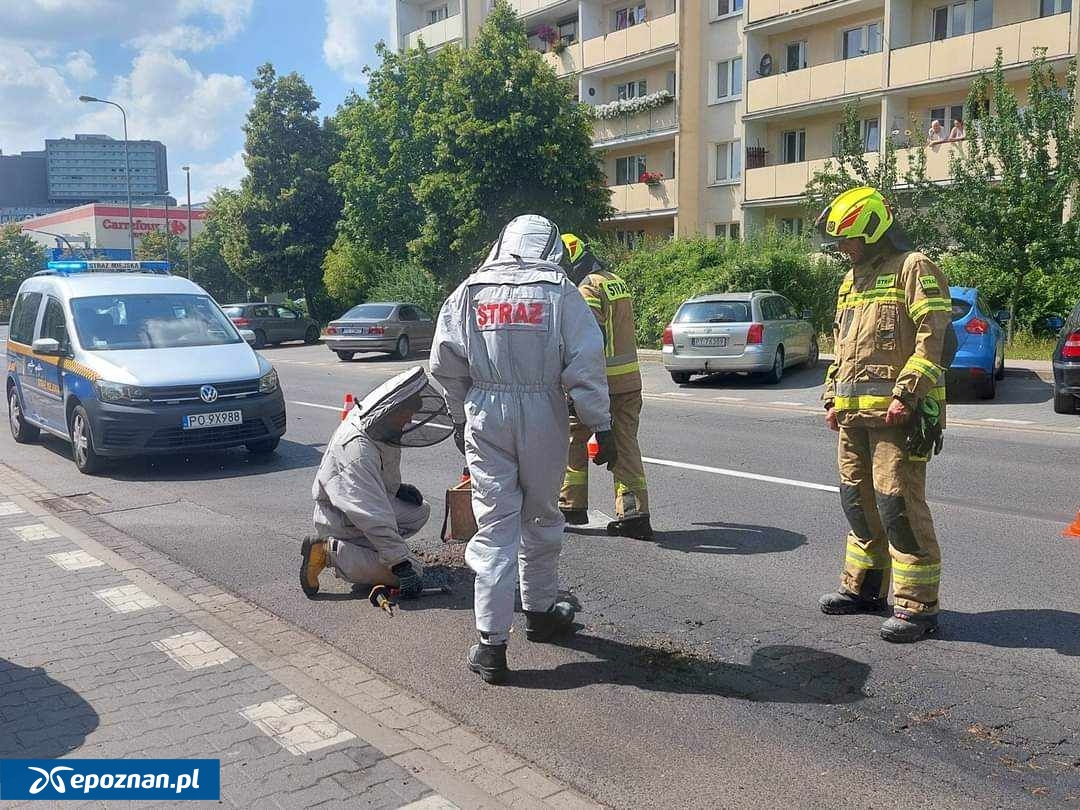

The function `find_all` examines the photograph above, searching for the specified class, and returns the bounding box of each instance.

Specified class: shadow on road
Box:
[682,364,824,392]
[654,522,807,555]
[0,660,98,758]
[511,637,870,704]
[946,368,1052,405]
[943,609,1080,656]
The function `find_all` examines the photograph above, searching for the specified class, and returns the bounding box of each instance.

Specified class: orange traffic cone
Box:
[587,434,599,460]
[340,393,355,421]
[459,466,470,484]
[1064,512,1080,539]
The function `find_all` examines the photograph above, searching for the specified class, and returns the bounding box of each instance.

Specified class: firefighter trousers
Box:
[560,389,649,518]
[837,425,941,615]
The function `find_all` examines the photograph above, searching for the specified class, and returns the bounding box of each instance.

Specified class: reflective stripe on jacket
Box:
[579,270,641,395]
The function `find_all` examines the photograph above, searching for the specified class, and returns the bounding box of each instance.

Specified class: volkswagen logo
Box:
[199,385,219,404]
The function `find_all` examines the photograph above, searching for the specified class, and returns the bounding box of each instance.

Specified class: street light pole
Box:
[78,95,135,257]
[24,229,78,257]
[182,165,193,279]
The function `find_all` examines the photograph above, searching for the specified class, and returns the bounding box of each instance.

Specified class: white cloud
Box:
[176,150,245,204]
[0,43,77,153]
[323,0,388,83]
[63,50,96,82]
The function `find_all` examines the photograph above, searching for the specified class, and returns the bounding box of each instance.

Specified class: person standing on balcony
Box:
[949,119,965,140]
[927,119,946,143]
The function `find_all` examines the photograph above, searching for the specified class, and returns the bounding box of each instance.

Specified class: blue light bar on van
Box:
[45,260,170,275]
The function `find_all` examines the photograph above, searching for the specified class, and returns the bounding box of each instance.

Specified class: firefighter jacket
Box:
[579,269,642,395]
[823,250,951,428]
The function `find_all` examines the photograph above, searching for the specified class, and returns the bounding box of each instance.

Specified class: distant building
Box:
[45,134,169,205]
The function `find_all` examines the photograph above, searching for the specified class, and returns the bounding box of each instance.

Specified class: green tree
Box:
[135,229,185,271]
[332,0,611,281]
[942,52,1080,340]
[322,232,383,309]
[0,224,46,297]
[241,63,341,320]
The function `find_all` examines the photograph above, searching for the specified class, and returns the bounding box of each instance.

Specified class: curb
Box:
[0,463,603,810]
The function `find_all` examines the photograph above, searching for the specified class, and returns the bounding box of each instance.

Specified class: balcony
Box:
[747,53,882,114]
[541,42,583,76]
[744,153,879,201]
[582,13,677,71]
[512,0,574,14]
[402,14,463,50]
[888,13,1071,88]
[591,102,678,147]
[748,0,851,25]
[609,178,677,216]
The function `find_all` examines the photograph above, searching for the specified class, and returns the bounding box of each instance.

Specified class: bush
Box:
[323,233,383,310]
[368,263,446,317]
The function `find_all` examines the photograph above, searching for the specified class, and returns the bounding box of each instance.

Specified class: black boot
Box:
[524,602,576,642]
[881,610,939,643]
[560,508,589,525]
[607,514,654,541]
[391,561,423,599]
[819,590,888,615]
[467,638,508,684]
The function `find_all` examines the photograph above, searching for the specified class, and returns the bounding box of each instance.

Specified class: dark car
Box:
[324,302,435,361]
[1052,300,1080,414]
[222,303,320,349]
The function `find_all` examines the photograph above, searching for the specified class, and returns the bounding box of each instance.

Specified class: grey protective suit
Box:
[430,214,611,645]
[312,369,436,586]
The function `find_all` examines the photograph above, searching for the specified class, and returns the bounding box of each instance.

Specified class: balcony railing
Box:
[744,153,879,201]
[591,101,678,146]
[582,13,677,70]
[541,42,583,76]
[888,13,1071,87]
[511,0,573,14]
[747,53,882,114]
[608,178,677,215]
[748,0,841,25]
[402,14,463,50]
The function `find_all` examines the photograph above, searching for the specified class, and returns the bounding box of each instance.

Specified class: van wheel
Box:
[8,385,39,444]
[669,371,692,385]
[393,335,410,360]
[762,348,784,385]
[246,437,280,455]
[1053,389,1077,414]
[336,351,354,362]
[70,405,104,475]
[253,330,267,349]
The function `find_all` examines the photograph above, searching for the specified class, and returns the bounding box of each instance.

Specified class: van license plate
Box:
[692,336,728,348]
[183,411,243,430]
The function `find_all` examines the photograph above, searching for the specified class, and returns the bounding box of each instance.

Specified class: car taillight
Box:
[232,317,251,327]
[746,324,765,344]
[662,325,673,346]
[325,325,338,335]
[1064,330,1080,359]
[965,317,989,335]
[369,325,386,336]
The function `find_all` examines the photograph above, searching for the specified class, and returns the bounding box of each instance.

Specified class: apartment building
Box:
[742,0,1080,234]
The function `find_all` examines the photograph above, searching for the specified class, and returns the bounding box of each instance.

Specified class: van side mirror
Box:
[32,338,62,356]
[238,329,256,345]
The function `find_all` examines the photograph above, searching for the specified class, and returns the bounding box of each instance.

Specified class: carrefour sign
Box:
[101,218,187,234]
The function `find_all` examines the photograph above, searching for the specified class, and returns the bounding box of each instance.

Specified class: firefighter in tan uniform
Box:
[815,187,954,643]
[558,234,653,541]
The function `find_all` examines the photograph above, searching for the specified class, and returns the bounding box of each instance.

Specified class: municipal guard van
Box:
[6,260,286,474]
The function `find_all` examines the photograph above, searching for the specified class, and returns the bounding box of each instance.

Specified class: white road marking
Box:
[663,392,693,397]
[643,456,840,494]
[9,523,60,542]
[240,694,356,755]
[289,400,342,412]
[0,502,25,516]
[713,396,747,402]
[47,550,104,570]
[769,400,809,406]
[153,630,237,670]
[981,418,1034,425]
[94,584,161,613]
[397,797,460,810]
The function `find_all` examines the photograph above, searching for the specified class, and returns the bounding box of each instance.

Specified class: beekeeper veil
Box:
[485,214,564,266]
[353,366,453,447]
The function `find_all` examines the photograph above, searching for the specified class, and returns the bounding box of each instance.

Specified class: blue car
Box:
[948,286,1007,399]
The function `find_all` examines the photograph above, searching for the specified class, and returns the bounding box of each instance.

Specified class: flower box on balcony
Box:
[639,171,665,186]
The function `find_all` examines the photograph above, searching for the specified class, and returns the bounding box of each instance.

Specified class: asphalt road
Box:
[3,335,1079,808]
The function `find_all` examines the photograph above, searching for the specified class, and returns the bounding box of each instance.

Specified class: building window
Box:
[615,154,648,185]
[616,230,647,248]
[842,22,882,58]
[933,1,993,40]
[1041,0,1071,16]
[780,217,804,235]
[557,18,578,45]
[715,222,741,240]
[781,130,806,164]
[616,80,648,100]
[716,0,744,16]
[428,4,449,25]
[785,41,808,72]
[714,140,742,182]
[614,4,647,30]
[715,57,743,101]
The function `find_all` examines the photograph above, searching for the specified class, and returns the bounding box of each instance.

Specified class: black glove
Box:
[592,429,618,471]
[453,422,466,456]
[391,561,423,599]
[396,483,423,506]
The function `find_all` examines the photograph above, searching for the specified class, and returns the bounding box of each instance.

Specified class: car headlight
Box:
[259,368,279,394]
[95,380,149,403]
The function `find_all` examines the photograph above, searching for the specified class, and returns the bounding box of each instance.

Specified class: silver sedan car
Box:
[324,302,435,361]
[662,290,819,385]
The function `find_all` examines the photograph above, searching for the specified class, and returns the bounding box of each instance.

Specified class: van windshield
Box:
[70,294,242,350]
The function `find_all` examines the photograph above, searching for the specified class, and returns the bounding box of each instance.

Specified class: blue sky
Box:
[0,0,389,203]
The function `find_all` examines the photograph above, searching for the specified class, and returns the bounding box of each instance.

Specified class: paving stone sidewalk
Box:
[0,463,601,810]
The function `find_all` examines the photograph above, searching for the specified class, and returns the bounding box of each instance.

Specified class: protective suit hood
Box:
[350,366,452,447]
[484,214,564,267]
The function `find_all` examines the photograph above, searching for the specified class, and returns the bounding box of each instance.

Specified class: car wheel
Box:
[994,353,1005,381]
[801,338,820,369]
[1053,388,1077,414]
[304,326,320,345]
[393,335,410,361]
[8,385,39,444]
[253,329,267,349]
[762,347,784,385]
[976,371,996,400]
[246,437,280,455]
[70,405,104,475]
[670,371,692,385]
[335,351,355,362]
